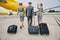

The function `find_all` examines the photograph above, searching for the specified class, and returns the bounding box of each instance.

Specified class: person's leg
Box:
[21,21,24,27]
[20,21,22,29]
[22,14,24,27]
[30,16,32,26]
[40,14,42,23]
[20,14,24,29]
[27,16,32,26]
[28,16,30,26]
[38,14,40,24]
[38,19,40,24]
[20,14,22,28]
[22,21,24,27]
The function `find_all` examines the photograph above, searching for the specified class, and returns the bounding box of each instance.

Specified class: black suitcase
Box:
[7,25,17,34]
[28,26,39,34]
[28,16,39,34]
[39,23,49,35]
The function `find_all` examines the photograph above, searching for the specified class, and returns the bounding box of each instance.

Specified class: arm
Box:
[26,8,27,16]
[32,7,34,16]
[17,8,19,16]
[37,3,39,9]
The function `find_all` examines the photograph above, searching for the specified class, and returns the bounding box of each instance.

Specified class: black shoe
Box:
[20,26,22,29]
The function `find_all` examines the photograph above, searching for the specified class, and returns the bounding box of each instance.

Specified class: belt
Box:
[19,12,24,14]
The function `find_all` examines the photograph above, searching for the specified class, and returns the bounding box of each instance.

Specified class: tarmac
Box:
[0,13,60,40]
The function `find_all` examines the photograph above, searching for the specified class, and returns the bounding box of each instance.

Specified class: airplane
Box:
[0,0,26,15]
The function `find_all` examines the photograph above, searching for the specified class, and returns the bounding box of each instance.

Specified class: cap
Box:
[28,2,32,4]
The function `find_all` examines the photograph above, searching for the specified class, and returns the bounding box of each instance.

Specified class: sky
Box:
[16,0,60,11]
[0,0,60,12]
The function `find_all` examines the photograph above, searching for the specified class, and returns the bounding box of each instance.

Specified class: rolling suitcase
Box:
[39,23,49,35]
[28,26,39,34]
[28,16,39,34]
[7,25,17,34]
